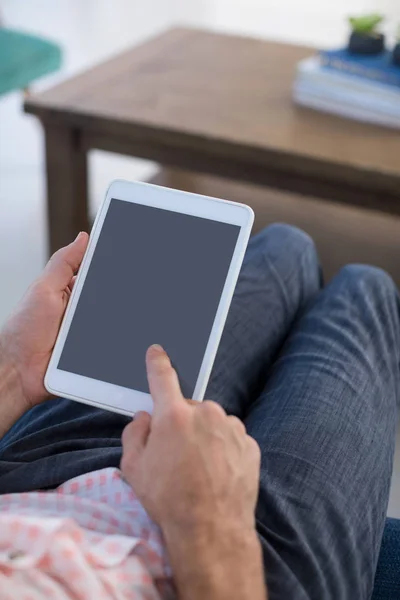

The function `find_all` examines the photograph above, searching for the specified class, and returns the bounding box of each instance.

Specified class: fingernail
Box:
[150,344,164,353]
[133,410,146,420]
[74,232,83,242]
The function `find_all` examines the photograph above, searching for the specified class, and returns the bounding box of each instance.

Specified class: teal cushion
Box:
[0,28,62,95]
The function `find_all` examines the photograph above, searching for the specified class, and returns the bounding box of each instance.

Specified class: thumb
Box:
[42,232,89,291]
[121,412,151,463]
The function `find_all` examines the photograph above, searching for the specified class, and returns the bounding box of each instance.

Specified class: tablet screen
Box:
[58,198,241,397]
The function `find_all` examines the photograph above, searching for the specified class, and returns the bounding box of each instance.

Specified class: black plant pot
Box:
[348,31,385,55]
[394,43,400,67]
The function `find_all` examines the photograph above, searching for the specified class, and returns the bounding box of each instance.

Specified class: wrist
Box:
[164,519,258,557]
[164,522,266,600]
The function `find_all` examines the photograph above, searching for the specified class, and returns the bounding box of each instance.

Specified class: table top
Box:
[25,27,400,186]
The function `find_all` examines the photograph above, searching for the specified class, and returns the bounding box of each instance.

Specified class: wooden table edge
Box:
[24,100,400,204]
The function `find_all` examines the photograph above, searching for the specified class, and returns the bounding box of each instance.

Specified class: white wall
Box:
[208,0,400,46]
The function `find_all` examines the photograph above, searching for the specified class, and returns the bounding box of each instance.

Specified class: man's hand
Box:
[121,345,266,600]
[0,232,89,411]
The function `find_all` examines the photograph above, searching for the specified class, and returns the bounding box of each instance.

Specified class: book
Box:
[294,88,400,129]
[320,49,400,89]
[293,57,400,129]
[296,57,400,114]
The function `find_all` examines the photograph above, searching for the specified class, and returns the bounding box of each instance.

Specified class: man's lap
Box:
[0,224,319,491]
[0,224,398,600]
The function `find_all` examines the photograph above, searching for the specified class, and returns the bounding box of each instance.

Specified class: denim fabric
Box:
[244,263,400,600]
[0,224,398,600]
[373,518,400,599]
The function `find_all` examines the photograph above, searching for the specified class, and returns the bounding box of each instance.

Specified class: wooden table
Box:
[25,28,400,254]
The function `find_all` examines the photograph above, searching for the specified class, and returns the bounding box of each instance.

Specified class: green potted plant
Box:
[393,26,400,67]
[348,13,385,55]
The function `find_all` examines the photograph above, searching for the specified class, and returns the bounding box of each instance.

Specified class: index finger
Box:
[146,345,184,417]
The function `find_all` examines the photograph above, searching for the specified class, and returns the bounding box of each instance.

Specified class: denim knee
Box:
[257,223,318,264]
[337,264,397,304]
[255,223,321,294]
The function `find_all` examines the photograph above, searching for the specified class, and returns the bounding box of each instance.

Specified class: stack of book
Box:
[293,49,400,129]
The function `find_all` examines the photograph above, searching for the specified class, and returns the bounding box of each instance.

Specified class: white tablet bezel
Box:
[45,179,254,416]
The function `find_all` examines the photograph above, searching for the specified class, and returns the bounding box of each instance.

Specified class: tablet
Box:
[45,180,254,416]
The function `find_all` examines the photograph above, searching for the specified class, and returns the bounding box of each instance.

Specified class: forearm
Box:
[164,523,267,600]
[0,344,28,438]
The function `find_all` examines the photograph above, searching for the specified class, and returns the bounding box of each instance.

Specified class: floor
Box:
[1,0,400,517]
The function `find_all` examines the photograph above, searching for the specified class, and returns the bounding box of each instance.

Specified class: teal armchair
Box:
[0,27,62,95]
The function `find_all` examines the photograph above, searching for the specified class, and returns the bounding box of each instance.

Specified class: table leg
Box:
[44,123,89,255]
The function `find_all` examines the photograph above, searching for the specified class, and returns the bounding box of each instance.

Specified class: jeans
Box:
[0,224,398,600]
